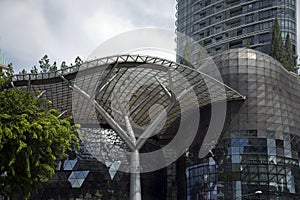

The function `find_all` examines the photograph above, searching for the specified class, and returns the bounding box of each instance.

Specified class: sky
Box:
[0,1,300,73]
[0,0,176,73]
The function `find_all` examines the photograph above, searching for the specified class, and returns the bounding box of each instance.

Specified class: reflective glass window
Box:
[269,156,277,164]
[276,140,284,148]
[268,147,276,156]
[232,155,241,163]
[267,130,275,138]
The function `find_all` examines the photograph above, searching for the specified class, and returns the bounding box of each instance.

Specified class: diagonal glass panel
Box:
[68,171,89,188]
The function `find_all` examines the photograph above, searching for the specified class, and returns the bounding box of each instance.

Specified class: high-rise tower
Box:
[0,49,9,72]
[176,0,297,57]
[0,50,8,63]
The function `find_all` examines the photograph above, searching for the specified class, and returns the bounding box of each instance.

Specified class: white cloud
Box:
[0,0,176,73]
[1,0,300,73]
[0,0,68,70]
[87,28,176,60]
[83,11,135,45]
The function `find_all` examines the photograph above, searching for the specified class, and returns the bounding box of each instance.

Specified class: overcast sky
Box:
[0,1,299,73]
[0,0,176,72]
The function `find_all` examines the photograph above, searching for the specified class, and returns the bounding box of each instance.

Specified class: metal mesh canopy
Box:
[71,55,245,135]
[12,54,246,173]
[13,55,244,133]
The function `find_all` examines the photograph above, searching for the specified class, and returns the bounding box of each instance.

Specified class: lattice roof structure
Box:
[12,54,246,198]
[13,55,245,134]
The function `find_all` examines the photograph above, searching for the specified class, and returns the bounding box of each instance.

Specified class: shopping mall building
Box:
[12,48,300,199]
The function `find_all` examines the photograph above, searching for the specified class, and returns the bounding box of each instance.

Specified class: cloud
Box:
[0,0,176,73]
[0,0,67,70]
[83,10,135,45]
[87,28,176,61]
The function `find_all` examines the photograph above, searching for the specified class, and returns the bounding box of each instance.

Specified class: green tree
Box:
[284,34,298,73]
[0,77,79,199]
[269,19,298,73]
[246,39,251,49]
[20,69,27,75]
[49,61,57,72]
[39,55,50,73]
[197,41,206,67]
[0,67,8,88]
[7,63,14,75]
[270,19,284,64]
[60,61,68,70]
[74,56,83,67]
[30,66,38,74]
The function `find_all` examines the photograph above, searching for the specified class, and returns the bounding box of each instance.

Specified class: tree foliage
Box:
[74,56,83,67]
[283,34,298,73]
[20,69,27,75]
[197,41,206,67]
[0,75,79,199]
[39,55,51,73]
[30,66,38,74]
[49,61,57,72]
[21,55,84,75]
[246,39,251,49]
[60,61,68,70]
[270,19,284,63]
[270,19,298,73]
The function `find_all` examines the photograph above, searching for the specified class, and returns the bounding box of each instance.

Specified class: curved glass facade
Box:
[180,48,300,200]
[186,131,300,199]
[176,0,297,57]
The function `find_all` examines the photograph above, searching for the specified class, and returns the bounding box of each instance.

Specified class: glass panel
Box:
[285,149,292,158]
[235,181,242,199]
[232,155,241,163]
[240,138,249,146]
[63,158,78,170]
[260,173,268,182]
[269,182,279,191]
[267,139,276,147]
[268,155,277,164]
[268,147,276,156]
[267,130,275,139]
[286,168,296,193]
[276,140,284,148]
[231,147,240,154]
[231,139,240,146]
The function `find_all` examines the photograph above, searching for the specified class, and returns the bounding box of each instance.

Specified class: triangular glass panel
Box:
[63,158,78,170]
[105,161,113,168]
[73,171,82,178]
[108,161,121,179]
[111,161,121,171]
[109,169,117,180]
[68,179,79,188]
[82,170,89,178]
[68,172,76,179]
[76,179,85,188]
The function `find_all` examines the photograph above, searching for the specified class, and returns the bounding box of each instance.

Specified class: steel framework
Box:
[13,54,245,200]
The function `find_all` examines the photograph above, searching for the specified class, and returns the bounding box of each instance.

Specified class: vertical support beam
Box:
[27,79,31,92]
[130,149,141,200]
[113,91,142,200]
[61,72,180,200]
